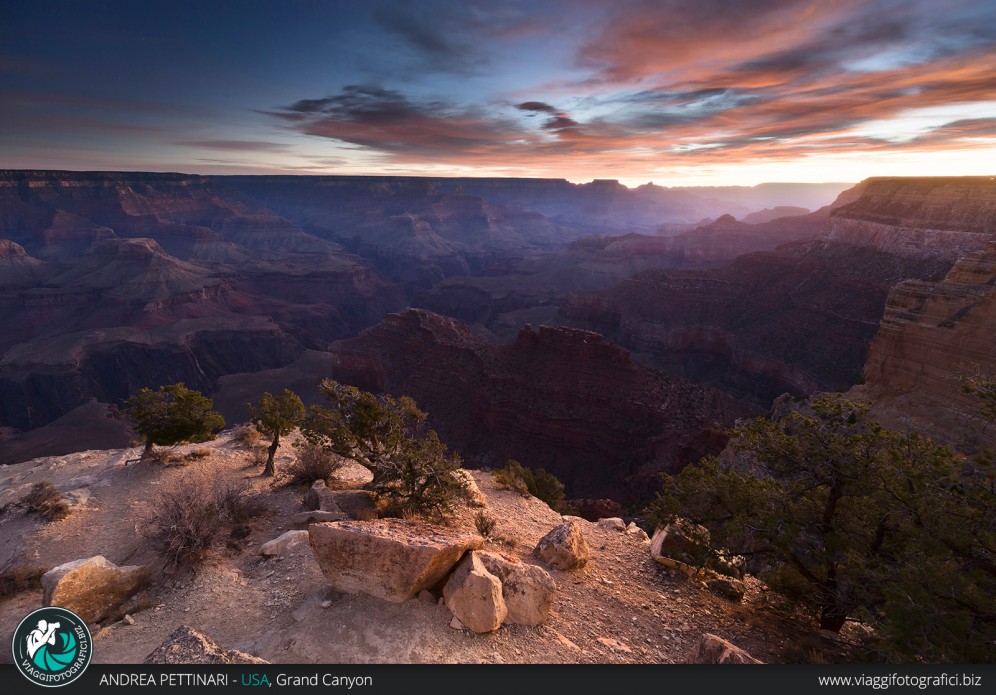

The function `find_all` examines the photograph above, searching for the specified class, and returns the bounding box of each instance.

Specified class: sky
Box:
[1,0,995,186]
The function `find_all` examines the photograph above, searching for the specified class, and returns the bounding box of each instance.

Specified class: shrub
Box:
[23,482,71,522]
[287,443,344,486]
[246,445,268,468]
[301,380,466,518]
[493,460,565,512]
[143,467,263,566]
[230,423,262,448]
[475,511,497,538]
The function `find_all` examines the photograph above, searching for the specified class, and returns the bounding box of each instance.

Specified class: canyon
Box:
[2,172,994,504]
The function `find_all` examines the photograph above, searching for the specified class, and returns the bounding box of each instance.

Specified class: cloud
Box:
[516,101,557,113]
[263,1,996,180]
[371,6,489,76]
[177,140,291,153]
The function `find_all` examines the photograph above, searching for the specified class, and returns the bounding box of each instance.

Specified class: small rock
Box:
[144,626,269,664]
[597,636,632,653]
[291,510,345,527]
[303,480,342,513]
[449,616,465,630]
[686,633,763,664]
[596,517,626,532]
[123,614,135,625]
[707,577,746,602]
[320,600,333,609]
[259,529,309,557]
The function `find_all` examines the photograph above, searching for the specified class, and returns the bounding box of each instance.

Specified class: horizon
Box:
[2,0,995,186]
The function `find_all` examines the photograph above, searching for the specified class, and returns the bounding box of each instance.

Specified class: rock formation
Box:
[561,178,994,406]
[850,241,996,452]
[477,552,557,626]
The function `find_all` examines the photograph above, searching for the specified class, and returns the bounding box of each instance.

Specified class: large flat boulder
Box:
[42,556,147,623]
[478,551,556,626]
[144,626,269,664]
[533,520,590,571]
[309,520,483,603]
[442,553,506,633]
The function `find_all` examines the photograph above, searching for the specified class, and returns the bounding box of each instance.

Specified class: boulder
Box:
[596,517,626,532]
[259,529,309,557]
[650,518,711,566]
[144,626,269,664]
[686,633,763,664]
[442,553,506,633]
[291,510,345,527]
[42,556,147,623]
[308,519,483,602]
[455,470,487,507]
[533,520,590,571]
[329,490,378,520]
[478,551,556,626]
[303,480,341,513]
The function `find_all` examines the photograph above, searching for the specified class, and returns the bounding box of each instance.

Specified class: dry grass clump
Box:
[142,466,265,566]
[230,422,262,448]
[246,445,268,468]
[23,482,71,522]
[287,443,345,485]
[474,511,497,538]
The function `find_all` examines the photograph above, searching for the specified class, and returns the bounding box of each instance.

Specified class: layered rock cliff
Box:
[850,242,996,451]
[560,177,994,405]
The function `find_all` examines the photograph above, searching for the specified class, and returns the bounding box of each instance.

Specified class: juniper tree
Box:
[125,383,225,458]
[247,389,305,477]
[300,379,465,517]
[647,393,995,661]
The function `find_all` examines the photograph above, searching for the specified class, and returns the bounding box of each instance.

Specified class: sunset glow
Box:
[2,0,995,185]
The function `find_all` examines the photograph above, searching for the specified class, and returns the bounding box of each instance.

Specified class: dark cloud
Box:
[543,115,579,130]
[516,101,557,113]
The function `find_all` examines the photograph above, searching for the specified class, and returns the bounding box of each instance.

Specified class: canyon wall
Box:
[850,242,996,451]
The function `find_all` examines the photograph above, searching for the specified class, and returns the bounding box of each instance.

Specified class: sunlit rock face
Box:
[850,242,996,452]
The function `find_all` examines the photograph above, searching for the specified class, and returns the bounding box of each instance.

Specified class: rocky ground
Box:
[0,431,865,664]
